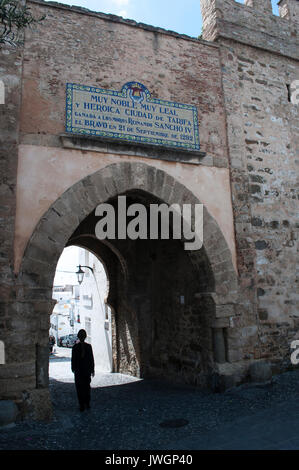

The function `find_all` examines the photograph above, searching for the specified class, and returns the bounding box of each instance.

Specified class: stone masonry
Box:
[201,0,299,367]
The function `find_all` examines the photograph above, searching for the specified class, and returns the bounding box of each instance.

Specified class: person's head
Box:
[77,329,87,342]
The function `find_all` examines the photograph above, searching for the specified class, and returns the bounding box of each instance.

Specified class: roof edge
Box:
[28,0,219,48]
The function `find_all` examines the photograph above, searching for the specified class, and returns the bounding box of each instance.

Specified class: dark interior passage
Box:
[66,190,216,387]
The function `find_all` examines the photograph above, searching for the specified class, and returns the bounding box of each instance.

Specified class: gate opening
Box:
[49,246,113,383]
[62,189,215,387]
[18,162,239,419]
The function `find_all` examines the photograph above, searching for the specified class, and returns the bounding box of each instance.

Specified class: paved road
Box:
[1,347,299,450]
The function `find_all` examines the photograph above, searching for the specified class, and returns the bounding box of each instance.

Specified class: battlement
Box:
[200,0,299,60]
[244,0,272,14]
[279,0,299,21]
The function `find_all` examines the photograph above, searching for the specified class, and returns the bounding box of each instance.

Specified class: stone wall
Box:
[21,0,228,167]
[1,0,298,421]
[0,2,32,418]
[200,0,299,367]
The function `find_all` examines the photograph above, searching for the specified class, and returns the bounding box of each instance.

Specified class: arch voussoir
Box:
[87,167,117,203]
[24,230,62,269]
[167,180,187,206]
[129,161,153,190]
[160,173,176,203]
[19,259,56,290]
[149,168,166,200]
[69,180,101,215]
[100,165,120,199]
[109,161,134,195]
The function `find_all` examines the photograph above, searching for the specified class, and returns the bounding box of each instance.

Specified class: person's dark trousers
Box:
[75,372,91,410]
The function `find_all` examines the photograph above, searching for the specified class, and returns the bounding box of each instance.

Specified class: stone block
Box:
[0,400,18,428]
[210,361,248,391]
[168,181,185,206]
[23,389,52,421]
[0,362,35,380]
[0,376,35,395]
[88,170,116,203]
[212,327,227,363]
[215,303,235,318]
[25,236,60,268]
[128,162,149,191]
[109,161,134,195]
[69,181,98,215]
[227,348,243,363]
[60,187,87,223]
[249,361,272,383]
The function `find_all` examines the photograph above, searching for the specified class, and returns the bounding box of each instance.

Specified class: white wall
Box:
[78,249,112,372]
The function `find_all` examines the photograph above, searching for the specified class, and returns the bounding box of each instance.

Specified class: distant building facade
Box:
[50,285,78,341]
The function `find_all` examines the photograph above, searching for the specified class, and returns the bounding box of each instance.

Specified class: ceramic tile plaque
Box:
[66,82,200,151]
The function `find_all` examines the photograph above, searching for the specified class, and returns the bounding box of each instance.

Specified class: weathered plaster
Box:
[14,144,237,273]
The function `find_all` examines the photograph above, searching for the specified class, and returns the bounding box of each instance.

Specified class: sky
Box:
[44,0,280,38]
[54,246,80,286]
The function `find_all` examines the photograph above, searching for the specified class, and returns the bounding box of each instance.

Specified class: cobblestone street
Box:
[1,347,299,450]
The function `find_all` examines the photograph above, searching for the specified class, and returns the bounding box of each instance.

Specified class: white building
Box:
[51,247,81,342]
[51,246,112,372]
[78,249,112,372]
[50,285,80,341]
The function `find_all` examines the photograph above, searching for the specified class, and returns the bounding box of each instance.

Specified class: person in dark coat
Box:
[71,329,95,412]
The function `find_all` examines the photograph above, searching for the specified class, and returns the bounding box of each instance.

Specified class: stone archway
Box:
[16,160,240,419]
